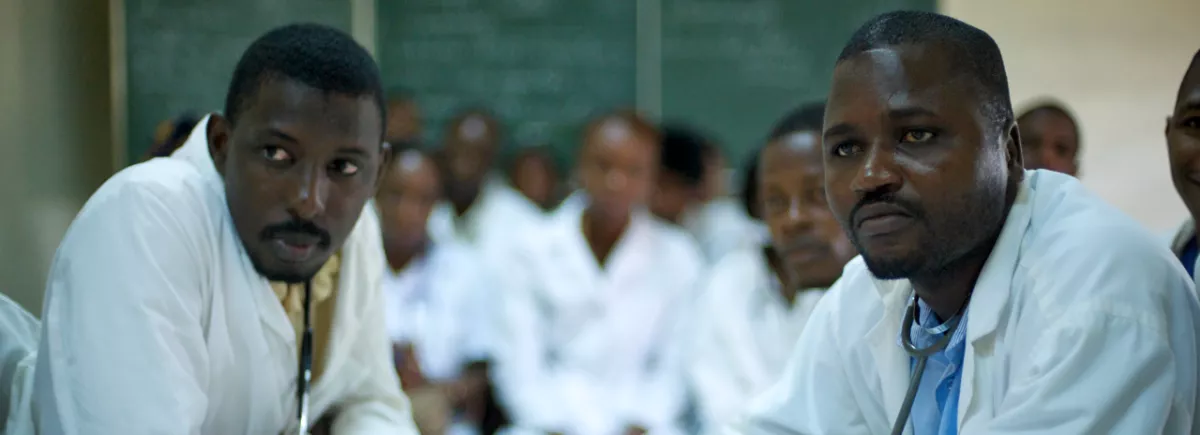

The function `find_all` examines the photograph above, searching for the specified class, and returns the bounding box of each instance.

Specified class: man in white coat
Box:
[1167,50,1200,284]
[734,11,1200,435]
[35,24,417,434]
[491,110,704,435]
[687,102,855,433]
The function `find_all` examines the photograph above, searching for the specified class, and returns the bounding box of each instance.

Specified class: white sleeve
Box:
[729,281,872,435]
[986,231,1196,434]
[488,243,574,432]
[330,205,419,434]
[34,179,212,435]
[687,283,752,431]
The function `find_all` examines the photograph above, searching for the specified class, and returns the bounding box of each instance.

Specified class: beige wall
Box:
[0,0,113,314]
[940,0,1200,233]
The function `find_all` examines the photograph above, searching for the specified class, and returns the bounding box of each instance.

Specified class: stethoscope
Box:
[296,280,314,435]
[889,295,966,435]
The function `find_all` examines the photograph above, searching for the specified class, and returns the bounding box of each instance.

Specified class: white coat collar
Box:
[1171,218,1195,256]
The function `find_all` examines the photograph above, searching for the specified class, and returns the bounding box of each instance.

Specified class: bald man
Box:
[490,111,703,435]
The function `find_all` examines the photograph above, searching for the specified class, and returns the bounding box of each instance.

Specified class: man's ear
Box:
[207,113,231,176]
[1166,116,1174,138]
[1005,121,1024,177]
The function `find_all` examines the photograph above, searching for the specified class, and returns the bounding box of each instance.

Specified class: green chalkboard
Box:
[659,0,936,168]
[123,0,352,165]
[376,0,637,168]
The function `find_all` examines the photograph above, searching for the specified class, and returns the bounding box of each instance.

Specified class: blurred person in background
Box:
[386,89,423,150]
[0,292,38,433]
[490,111,703,435]
[507,147,561,211]
[686,102,854,433]
[376,147,496,435]
[428,108,543,259]
[34,23,416,434]
[144,112,201,160]
[650,125,708,226]
[1017,100,1081,177]
[682,136,767,264]
[1167,49,1200,285]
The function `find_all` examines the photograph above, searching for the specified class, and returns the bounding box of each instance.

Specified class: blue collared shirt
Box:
[901,298,969,435]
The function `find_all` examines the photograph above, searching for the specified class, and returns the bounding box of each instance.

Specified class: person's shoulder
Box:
[647,215,706,264]
[1020,170,1190,301]
[809,257,886,334]
[698,249,768,305]
[76,158,215,224]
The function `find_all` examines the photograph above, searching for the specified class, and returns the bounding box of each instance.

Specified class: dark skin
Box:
[207,78,387,284]
[1167,56,1200,249]
[441,112,501,217]
[385,97,423,147]
[759,130,856,297]
[510,150,559,210]
[376,152,490,420]
[377,150,441,271]
[822,44,1023,320]
[577,117,659,266]
[650,172,701,224]
[1020,109,1080,176]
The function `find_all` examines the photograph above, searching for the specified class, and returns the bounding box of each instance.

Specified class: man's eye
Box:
[330,160,360,176]
[900,129,936,143]
[833,142,862,157]
[262,146,291,162]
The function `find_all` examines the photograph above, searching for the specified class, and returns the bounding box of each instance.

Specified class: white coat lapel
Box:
[957,179,1033,428]
[865,278,912,428]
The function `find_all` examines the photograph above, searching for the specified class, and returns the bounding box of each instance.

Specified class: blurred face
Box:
[208,78,385,283]
[1021,111,1079,176]
[377,150,441,250]
[822,44,1019,279]
[759,131,855,288]
[442,113,499,202]
[512,153,557,209]
[1168,61,1200,221]
[651,172,700,224]
[701,149,726,201]
[385,99,422,146]
[578,119,658,221]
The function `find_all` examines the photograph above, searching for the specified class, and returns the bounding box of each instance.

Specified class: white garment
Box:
[491,205,705,435]
[0,293,38,434]
[681,198,766,264]
[732,170,1200,435]
[1169,219,1200,285]
[686,249,823,433]
[427,176,545,261]
[35,116,418,435]
[382,242,491,381]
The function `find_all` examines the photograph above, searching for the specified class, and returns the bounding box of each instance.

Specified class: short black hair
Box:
[224,23,385,132]
[838,10,1013,130]
[659,125,708,187]
[768,102,826,141]
[740,147,763,219]
[1017,100,1080,146]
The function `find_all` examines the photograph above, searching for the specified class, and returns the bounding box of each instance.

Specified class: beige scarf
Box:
[270,253,341,382]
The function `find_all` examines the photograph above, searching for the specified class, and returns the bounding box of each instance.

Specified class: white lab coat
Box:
[427,176,545,261]
[681,198,767,264]
[733,170,1200,435]
[685,249,823,434]
[35,117,418,435]
[491,204,705,435]
[1169,219,1200,285]
[382,241,492,380]
[0,293,37,434]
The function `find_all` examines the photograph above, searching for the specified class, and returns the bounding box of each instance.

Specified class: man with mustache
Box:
[686,102,854,433]
[735,11,1200,435]
[34,24,417,434]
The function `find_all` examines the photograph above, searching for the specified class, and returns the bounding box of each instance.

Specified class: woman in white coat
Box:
[687,102,855,433]
[491,111,705,435]
[735,12,1200,434]
[34,24,416,435]
[1167,49,1200,285]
